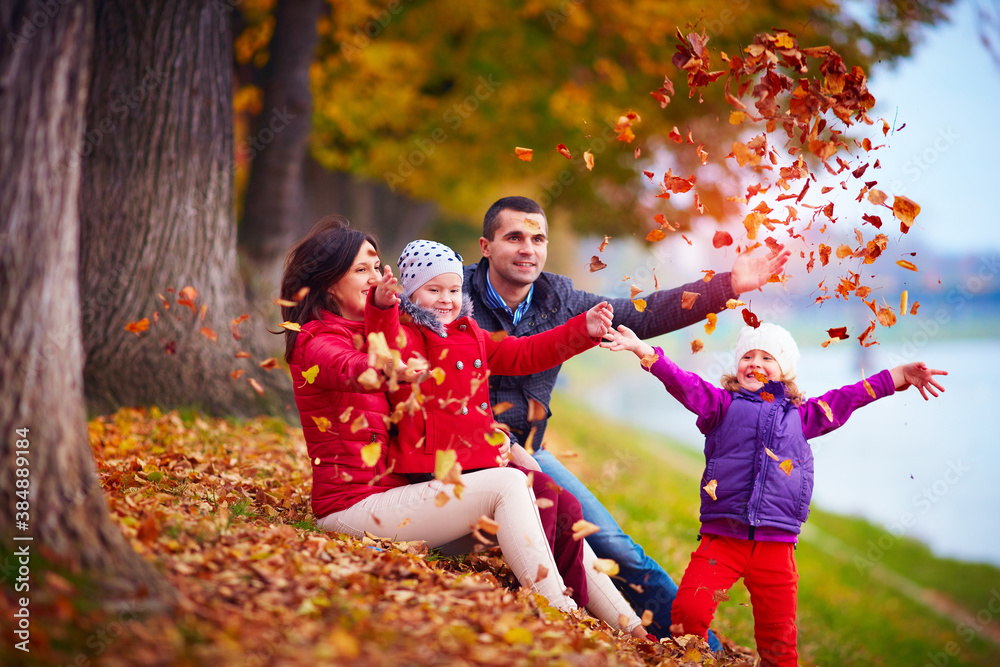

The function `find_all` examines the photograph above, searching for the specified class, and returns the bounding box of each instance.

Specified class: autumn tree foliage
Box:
[0,0,170,604]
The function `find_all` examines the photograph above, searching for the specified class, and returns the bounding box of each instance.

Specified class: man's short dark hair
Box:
[483,196,546,240]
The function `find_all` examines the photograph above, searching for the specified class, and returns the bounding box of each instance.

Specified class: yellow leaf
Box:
[434,449,460,483]
[729,110,745,125]
[503,627,533,645]
[779,459,794,476]
[301,365,319,384]
[764,447,780,461]
[817,399,833,421]
[350,414,368,433]
[896,259,919,272]
[632,298,647,312]
[125,318,150,335]
[593,558,620,576]
[514,147,533,161]
[429,367,446,385]
[279,321,301,332]
[725,299,746,309]
[900,290,908,317]
[312,416,331,433]
[571,519,600,541]
[357,367,382,390]
[703,479,718,501]
[360,441,381,467]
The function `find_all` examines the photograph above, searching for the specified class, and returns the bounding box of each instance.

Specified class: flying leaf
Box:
[593,559,620,576]
[910,301,920,315]
[177,286,198,311]
[229,369,244,380]
[826,327,849,340]
[583,150,595,171]
[357,368,382,390]
[125,318,150,336]
[279,321,302,332]
[645,228,667,242]
[312,416,331,433]
[514,147,533,161]
[632,298,647,312]
[630,285,643,299]
[712,230,733,248]
[742,308,760,328]
[725,299,745,310]
[779,459,794,476]
[691,339,704,353]
[760,390,774,403]
[896,259,918,272]
[435,449,462,485]
[704,312,717,335]
[475,515,500,535]
[258,357,279,370]
[527,398,547,422]
[893,196,921,232]
[555,143,572,160]
[764,447,780,461]
[493,401,513,416]
[571,519,600,541]
[274,298,296,307]
[900,290,908,317]
[588,256,607,272]
[640,353,659,369]
[598,235,610,252]
[235,351,252,359]
[703,479,718,501]
[248,377,264,396]
[817,399,833,421]
[350,414,369,433]
[680,291,700,310]
[701,269,716,283]
[294,287,310,301]
[301,365,319,384]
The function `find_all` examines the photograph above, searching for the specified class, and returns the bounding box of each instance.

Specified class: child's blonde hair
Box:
[720,373,805,405]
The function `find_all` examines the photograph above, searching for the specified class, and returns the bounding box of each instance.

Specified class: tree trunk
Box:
[79,0,291,418]
[238,0,325,265]
[0,0,170,602]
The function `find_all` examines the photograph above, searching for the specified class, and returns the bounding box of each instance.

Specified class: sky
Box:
[866,0,1000,256]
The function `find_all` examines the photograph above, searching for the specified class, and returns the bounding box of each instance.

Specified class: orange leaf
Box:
[294,287,310,301]
[583,150,595,171]
[680,291,700,310]
[896,259,918,272]
[702,270,715,282]
[312,416,331,433]
[817,399,833,421]
[258,357,279,370]
[177,286,198,311]
[248,377,264,396]
[200,326,218,342]
[632,298,647,313]
[645,228,667,242]
[125,318,150,336]
[779,459,794,476]
[588,256,607,272]
[229,369,244,380]
[274,298,297,307]
[691,339,704,353]
[235,351,252,359]
[571,519,600,541]
[514,147,533,161]
[900,290,908,317]
[279,321,302,332]
[764,448,780,461]
[704,312,718,335]
[703,479,718,501]
[893,196,921,231]
[760,390,774,403]
[556,143,571,160]
[598,235,610,252]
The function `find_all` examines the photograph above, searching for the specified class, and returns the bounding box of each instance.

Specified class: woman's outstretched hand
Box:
[373,266,401,309]
[891,362,948,400]
[585,301,614,339]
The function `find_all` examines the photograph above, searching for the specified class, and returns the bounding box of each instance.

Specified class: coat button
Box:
[473,359,482,368]
[456,361,464,370]
[461,406,468,415]
[441,331,448,338]
[459,324,467,330]
[479,402,488,410]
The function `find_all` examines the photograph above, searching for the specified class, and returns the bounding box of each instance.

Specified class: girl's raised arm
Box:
[889,362,948,400]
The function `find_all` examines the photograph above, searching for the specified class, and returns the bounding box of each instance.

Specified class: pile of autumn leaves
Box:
[1,408,762,666]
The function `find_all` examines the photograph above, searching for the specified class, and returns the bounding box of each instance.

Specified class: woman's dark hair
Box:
[279,215,379,362]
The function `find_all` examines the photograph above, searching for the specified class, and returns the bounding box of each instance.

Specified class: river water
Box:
[559,336,1000,568]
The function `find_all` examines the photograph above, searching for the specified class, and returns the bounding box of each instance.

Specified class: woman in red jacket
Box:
[280,216,633,623]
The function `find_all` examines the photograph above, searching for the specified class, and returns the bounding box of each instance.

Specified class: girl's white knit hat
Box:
[397,240,464,298]
[735,322,800,379]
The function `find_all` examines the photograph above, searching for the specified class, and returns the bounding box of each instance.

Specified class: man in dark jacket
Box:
[464,196,790,646]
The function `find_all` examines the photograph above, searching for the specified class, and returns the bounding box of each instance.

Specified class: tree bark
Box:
[79,0,292,418]
[0,0,170,602]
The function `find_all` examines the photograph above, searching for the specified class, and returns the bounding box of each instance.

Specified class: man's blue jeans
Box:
[534,448,721,651]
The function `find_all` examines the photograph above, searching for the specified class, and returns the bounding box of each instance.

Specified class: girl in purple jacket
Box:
[603,322,947,666]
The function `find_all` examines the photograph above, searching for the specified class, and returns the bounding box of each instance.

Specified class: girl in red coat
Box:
[368,239,645,637]
[280,217,644,638]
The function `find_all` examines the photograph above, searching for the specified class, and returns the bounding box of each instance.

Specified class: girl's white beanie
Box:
[734,322,800,379]
[397,240,464,298]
